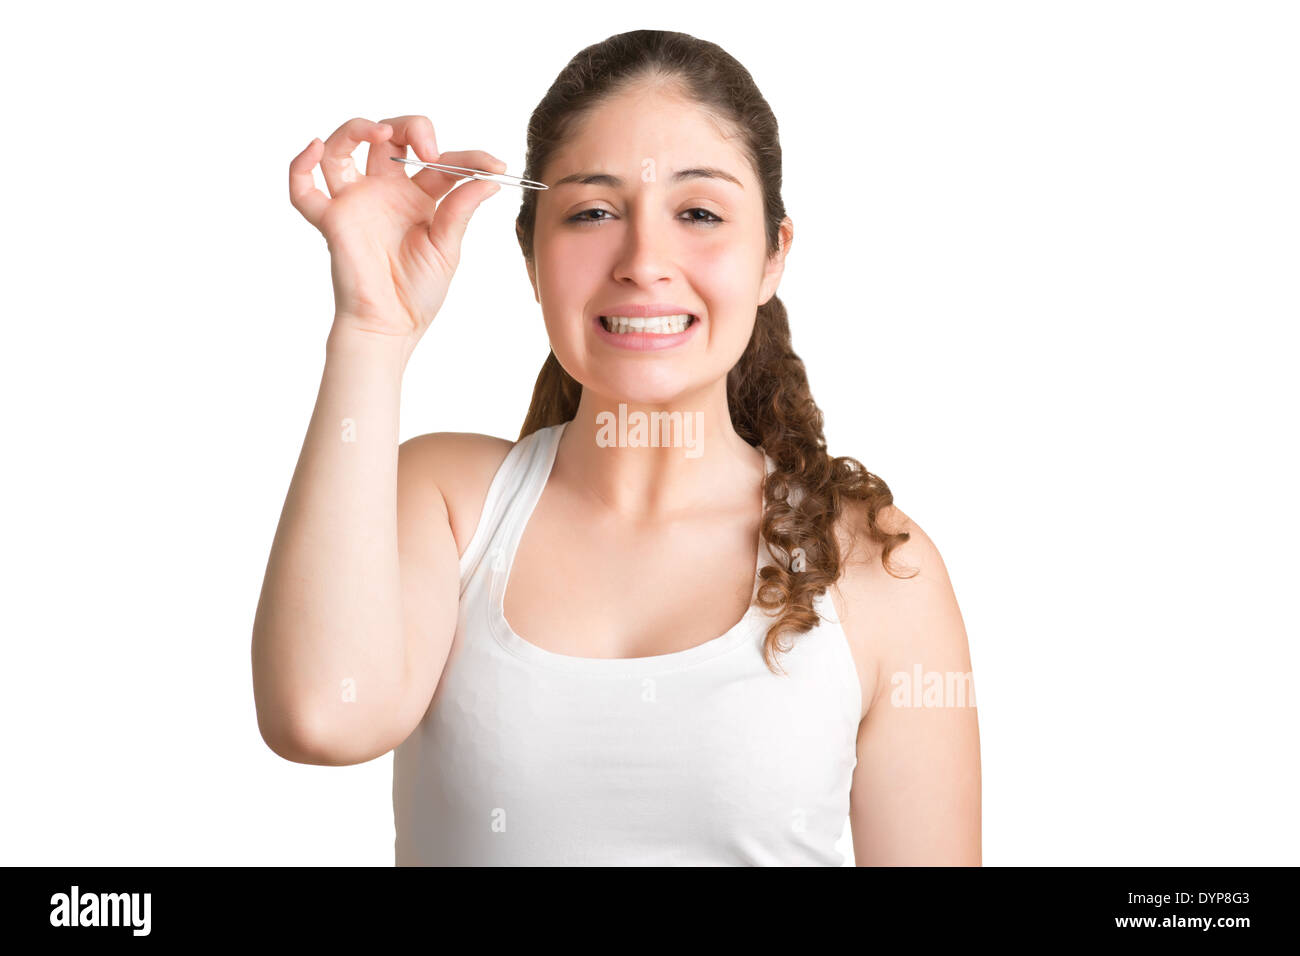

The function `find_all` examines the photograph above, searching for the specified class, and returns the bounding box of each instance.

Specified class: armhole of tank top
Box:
[455,440,523,591]
[818,577,864,727]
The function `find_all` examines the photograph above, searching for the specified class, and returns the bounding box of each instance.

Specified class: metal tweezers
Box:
[389,156,547,190]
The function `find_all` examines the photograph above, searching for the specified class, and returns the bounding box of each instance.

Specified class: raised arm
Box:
[250,115,505,764]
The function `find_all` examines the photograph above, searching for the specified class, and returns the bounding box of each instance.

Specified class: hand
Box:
[289,115,506,346]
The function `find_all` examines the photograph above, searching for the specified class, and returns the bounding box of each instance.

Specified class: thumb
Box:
[427,180,501,264]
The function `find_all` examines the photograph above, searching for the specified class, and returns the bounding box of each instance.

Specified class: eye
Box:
[682,207,724,225]
[565,207,725,226]
[567,208,614,224]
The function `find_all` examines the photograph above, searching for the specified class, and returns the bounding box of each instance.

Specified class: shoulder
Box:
[399,429,516,480]
[830,501,972,717]
[398,431,517,560]
[832,500,947,594]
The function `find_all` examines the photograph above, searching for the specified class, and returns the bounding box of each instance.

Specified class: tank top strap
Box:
[457,422,566,597]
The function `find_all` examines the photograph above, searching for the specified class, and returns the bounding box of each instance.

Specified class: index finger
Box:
[366,114,441,177]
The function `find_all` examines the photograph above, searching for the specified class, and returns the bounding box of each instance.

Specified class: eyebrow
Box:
[548,166,744,190]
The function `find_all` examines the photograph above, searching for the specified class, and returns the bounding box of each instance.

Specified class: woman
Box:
[254,29,980,866]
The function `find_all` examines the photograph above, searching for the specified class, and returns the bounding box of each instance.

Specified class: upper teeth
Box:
[601,314,694,333]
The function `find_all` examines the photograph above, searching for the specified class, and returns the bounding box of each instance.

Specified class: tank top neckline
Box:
[486,419,779,677]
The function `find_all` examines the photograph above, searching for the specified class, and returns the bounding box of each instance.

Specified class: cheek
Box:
[538,234,605,290]
[688,238,760,305]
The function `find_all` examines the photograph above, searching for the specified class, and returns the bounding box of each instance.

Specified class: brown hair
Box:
[512,29,914,674]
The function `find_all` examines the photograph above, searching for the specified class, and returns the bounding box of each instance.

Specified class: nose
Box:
[611,206,675,286]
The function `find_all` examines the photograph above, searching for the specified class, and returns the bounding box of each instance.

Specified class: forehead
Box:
[542,86,750,187]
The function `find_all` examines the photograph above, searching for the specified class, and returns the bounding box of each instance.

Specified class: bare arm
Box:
[251,331,413,764]
[847,510,982,865]
[251,113,504,764]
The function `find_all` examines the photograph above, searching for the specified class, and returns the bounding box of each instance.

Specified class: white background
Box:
[1,0,1296,866]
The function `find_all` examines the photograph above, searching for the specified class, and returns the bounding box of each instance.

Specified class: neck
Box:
[559,383,764,521]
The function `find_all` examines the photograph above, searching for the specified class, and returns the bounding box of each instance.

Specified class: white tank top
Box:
[393,420,862,865]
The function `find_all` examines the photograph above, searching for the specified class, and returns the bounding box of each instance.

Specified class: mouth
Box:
[597,314,698,335]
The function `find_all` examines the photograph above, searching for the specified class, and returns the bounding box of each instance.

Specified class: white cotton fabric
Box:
[393,420,861,865]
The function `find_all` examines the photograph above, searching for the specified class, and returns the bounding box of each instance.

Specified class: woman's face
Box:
[527,82,792,405]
